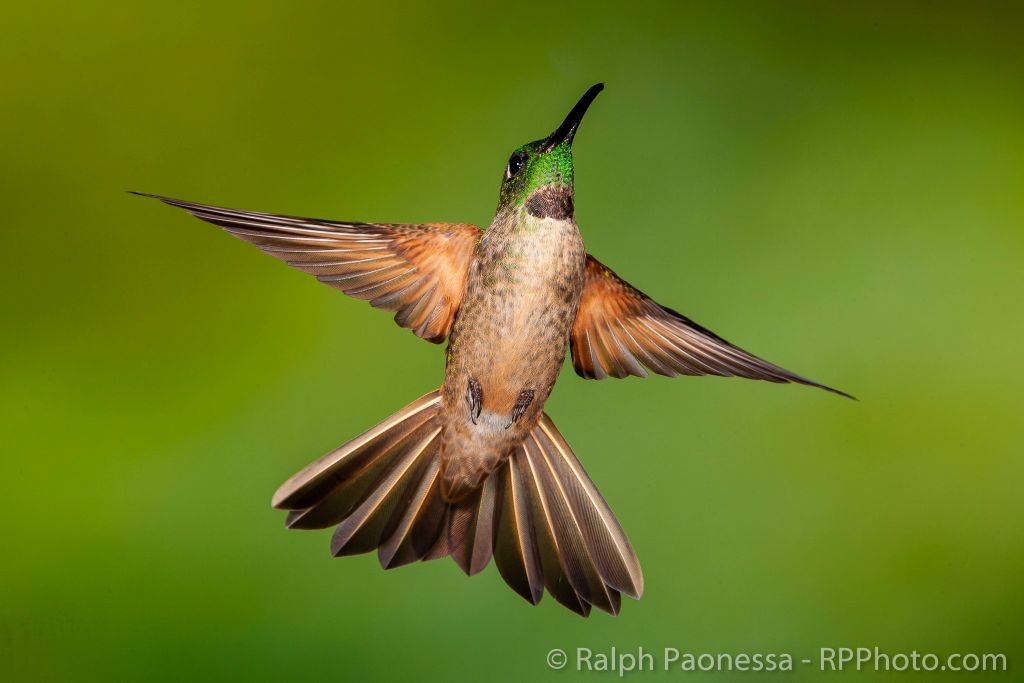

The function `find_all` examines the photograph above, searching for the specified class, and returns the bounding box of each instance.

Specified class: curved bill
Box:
[541,83,604,150]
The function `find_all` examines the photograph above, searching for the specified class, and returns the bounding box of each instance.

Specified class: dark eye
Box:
[505,152,526,179]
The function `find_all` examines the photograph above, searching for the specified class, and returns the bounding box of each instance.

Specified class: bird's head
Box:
[496,83,604,219]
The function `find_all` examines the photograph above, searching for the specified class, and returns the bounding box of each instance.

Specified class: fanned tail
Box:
[272,392,643,616]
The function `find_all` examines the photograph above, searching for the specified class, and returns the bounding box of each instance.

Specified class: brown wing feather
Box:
[134,193,481,343]
[571,255,853,398]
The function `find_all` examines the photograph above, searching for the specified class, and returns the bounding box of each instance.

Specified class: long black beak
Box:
[542,83,604,150]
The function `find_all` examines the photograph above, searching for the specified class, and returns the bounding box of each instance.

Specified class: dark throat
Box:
[524,185,574,220]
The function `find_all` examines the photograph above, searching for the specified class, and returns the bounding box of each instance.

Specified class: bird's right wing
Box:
[135,193,483,343]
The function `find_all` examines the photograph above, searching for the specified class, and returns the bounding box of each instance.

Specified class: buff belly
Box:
[438,205,586,500]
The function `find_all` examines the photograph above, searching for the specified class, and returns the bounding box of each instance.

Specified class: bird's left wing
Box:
[135,193,482,343]
[570,255,852,398]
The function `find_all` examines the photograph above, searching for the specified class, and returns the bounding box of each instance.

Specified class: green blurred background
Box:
[3,1,1022,681]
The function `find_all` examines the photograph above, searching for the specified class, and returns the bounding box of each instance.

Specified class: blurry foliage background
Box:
[2,1,1022,681]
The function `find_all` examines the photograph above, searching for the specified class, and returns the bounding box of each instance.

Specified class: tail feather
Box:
[522,432,621,616]
[514,448,596,616]
[424,500,474,562]
[377,457,441,569]
[493,455,545,605]
[331,424,441,557]
[272,390,643,617]
[285,437,408,531]
[451,475,498,575]
[534,415,644,599]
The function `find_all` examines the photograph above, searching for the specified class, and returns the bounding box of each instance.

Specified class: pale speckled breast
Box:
[438,187,586,499]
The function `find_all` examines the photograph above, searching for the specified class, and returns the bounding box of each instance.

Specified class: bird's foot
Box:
[466,377,483,424]
[505,389,535,429]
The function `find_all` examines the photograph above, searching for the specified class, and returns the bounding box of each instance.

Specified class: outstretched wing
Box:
[135,193,482,343]
[571,255,852,398]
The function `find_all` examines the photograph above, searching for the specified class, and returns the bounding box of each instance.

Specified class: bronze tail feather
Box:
[271,390,643,616]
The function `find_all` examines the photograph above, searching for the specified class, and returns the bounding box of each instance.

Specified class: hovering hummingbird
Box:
[135,83,850,617]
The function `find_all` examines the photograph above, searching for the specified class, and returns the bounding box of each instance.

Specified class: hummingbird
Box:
[134,83,851,617]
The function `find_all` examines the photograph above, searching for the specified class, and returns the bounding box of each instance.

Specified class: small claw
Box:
[504,389,535,429]
[466,377,483,425]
